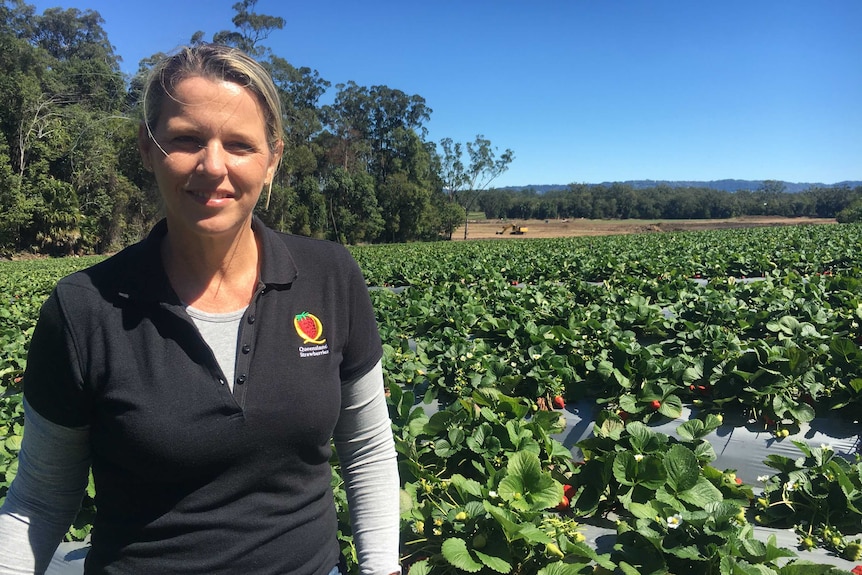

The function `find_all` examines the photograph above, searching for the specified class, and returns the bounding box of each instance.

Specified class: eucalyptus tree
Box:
[210,0,285,59]
[321,167,383,244]
[323,81,431,182]
[321,81,433,240]
[438,135,514,239]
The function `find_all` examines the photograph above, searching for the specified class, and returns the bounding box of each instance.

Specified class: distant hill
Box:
[500,180,862,194]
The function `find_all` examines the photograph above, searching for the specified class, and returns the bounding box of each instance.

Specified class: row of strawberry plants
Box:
[373,270,862,427]
[352,224,862,286]
[387,384,861,574]
[366,248,862,569]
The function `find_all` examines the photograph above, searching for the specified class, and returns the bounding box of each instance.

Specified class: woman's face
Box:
[140,76,281,240]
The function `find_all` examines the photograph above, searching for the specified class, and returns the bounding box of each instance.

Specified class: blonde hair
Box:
[141,45,283,205]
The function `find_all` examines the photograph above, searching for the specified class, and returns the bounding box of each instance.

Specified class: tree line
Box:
[1,0,858,257]
[0,0,513,255]
[478,181,862,223]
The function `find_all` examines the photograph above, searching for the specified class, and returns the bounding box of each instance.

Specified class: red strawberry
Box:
[618,410,630,421]
[555,495,570,511]
[650,400,661,410]
[563,484,577,499]
[552,395,566,409]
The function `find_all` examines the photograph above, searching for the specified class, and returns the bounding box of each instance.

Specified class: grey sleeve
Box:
[0,400,90,575]
[333,360,401,575]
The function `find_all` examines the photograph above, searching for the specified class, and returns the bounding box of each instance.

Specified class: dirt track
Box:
[455,216,836,240]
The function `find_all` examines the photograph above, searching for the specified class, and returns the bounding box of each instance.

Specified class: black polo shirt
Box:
[24,218,383,574]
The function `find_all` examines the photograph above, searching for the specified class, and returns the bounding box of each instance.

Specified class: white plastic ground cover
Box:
[413,396,859,482]
[47,542,86,575]
[552,400,860,484]
[578,518,861,572]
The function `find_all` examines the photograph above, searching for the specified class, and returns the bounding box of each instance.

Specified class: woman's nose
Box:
[197,142,229,176]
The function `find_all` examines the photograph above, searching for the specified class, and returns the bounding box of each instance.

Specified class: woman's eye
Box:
[226,142,256,153]
[171,136,203,150]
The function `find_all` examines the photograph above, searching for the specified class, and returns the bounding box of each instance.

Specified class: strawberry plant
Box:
[756,441,862,558]
[391,386,611,573]
[565,413,822,574]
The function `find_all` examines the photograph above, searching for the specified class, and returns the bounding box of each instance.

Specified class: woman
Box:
[0,45,400,575]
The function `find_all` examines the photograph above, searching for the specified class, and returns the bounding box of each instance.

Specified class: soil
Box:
[454,216,837,241]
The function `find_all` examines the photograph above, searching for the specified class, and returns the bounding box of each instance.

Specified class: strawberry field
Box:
[2,224,862,574]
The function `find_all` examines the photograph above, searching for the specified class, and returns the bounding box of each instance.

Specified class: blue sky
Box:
[29,0,862,187]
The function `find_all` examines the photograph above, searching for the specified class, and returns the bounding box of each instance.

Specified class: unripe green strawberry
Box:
[472,534,487,549]
[455,511,467,521]
[842,542,862,561]
[545,542,564,558]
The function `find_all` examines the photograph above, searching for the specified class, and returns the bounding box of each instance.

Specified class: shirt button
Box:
[248,315,256,324]
[236,374,247,385]
[218,378,226,386]
[242,344,251,354]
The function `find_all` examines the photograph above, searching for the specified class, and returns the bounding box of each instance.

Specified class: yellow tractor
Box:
[496,224,528,235]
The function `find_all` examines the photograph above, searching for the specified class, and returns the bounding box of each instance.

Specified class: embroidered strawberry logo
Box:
[294,312,325,344]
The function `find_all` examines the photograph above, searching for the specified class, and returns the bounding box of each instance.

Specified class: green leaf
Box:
[785,401,815,423]
[405,558,430,575]
[441,538,483,572]
[657,394,683,419]
[663,444,700,493]
[676,419,707,441]
[677,476,724,508]
[613,452,667,492]
[629,500,659,520]
[4,435,22,452]
[538,561,595,575]
[626,422,663,452]
[498,451,561,511]
[474,549,512,574]
[450,474,484,498]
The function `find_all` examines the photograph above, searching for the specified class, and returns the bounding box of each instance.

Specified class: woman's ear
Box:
[138,123,153,171]
[266,140,284,182]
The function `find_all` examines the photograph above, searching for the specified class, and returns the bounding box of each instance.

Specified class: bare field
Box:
[455,216,837,241]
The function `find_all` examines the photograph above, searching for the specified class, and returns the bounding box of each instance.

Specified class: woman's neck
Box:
[161,222,261,313]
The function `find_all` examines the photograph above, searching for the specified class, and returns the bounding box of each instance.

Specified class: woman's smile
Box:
[187,188,236,205]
